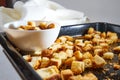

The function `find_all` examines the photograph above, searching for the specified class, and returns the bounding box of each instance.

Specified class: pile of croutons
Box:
[23,27,120,80]
[18,21,55,30]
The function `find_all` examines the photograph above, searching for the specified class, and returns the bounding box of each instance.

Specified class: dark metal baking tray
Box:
[1,22,120,80]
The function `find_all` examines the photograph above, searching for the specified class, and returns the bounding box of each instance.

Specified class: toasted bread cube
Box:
[83,44,93,51]
[101,32,106,38]
[107,32,118,43]
[40,57,50,68]
[74,51,83,60]
[47,23,55,29]
[50,58,62,68]
[113,46,120,53]
[103,52,114,59]
[29,56,42,69]
[25,25,35,30]
[66,41,73,46]
[53,51,68,60]
[41,49,53,58]
[59,36,67,43]
[74,45,83,52]
[28,60,41,70]
[92,38,105,44]
[66,49,74,57]
[39,22,47,29]
[83,52,93,59]
[93,46,102,49]
[84,40,92,45]
[23,55,32,62]
[61,69,73,80]
[65,36,74,41]
[75,39,83,44]
[100,43,109,49]
[62,43,73,50]
[92,55,106,68]
[71,61,85,74]
[68,75,82,80]
[93,34,100,39]
[83,59,92,68]
[36,66,59,79]
[31,56,41,62]
[88,27,95,34]
[55,38,61,43]
[65,57,76,67]
[94,48,104,56]
[83,73,98,80]
[75,39,85,47]
[84,34,93,39]
[49,43,61,51]
[33,60,41,70]
[105,39,113,44]
[18,25,25,30]
[107,31,113,37]
[27,21,36,26]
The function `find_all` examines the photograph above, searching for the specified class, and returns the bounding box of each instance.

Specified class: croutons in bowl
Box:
[4,21,61,51]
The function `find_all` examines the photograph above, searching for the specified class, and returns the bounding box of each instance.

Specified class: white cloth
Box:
[0,0,88,31]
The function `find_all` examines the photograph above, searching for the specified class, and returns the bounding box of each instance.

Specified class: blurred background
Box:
[52,0,120,25]
[0,0,120,25]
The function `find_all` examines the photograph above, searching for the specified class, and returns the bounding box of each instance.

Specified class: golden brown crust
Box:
[71,61,85,74]
[22,27,120,80]
[61,69,73,80]
[17,21,56,30]
[68,75,82,80]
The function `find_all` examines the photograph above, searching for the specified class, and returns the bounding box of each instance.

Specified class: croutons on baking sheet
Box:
[22,27,120,80]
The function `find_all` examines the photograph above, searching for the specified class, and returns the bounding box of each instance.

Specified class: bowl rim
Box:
[4,20,61,32]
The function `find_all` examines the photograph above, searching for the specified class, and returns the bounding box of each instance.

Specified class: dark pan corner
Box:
[0,33,42,80]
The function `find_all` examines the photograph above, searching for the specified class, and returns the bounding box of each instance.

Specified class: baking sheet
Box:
[1,22,120,80]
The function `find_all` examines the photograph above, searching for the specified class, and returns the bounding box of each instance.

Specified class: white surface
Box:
[0,0,120,80]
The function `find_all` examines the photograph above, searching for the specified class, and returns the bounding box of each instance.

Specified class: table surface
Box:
[0,0,120,80]
[0,45,21,80]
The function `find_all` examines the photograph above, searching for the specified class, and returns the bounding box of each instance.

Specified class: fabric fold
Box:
[0,0,89,31]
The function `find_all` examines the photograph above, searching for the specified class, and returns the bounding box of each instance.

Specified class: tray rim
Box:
[0,33,42,80]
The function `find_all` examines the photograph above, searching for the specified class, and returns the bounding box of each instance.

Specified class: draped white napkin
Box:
[0,0,89,31]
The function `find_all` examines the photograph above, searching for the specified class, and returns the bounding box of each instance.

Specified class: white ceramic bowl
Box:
[4,21,61,51]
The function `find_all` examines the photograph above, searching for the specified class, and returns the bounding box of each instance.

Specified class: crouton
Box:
[23,55,32,62]
[36,66,60,80]
[103,52,114,59]
[71,61,85,74]
[65,57,76,67]
[50,58,62,68]
[40,57,50,68]
[74,51,83,60]
[83,59,92,68]
[92,55,106,68]
[61,69,73,80]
